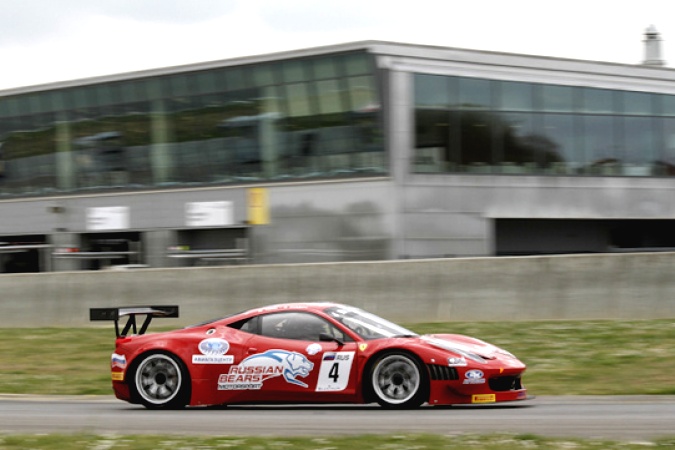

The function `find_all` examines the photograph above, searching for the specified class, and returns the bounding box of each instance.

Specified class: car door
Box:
[220,311,359,403]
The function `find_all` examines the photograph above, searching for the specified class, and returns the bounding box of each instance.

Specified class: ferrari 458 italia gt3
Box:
[90,303,527,409]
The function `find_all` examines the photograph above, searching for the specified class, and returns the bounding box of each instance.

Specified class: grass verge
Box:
[1,433,675,450]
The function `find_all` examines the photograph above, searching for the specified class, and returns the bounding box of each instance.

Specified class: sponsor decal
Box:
[316,351,355,392]
[306,343,322,355]
[199,337,230,355]
[193,355,235,364]
[111,372,124,381]
[463,369,486,385]
[218,350,313,390]
[111,353,127,369]
[471,394,496,404]
[193,338,234,364]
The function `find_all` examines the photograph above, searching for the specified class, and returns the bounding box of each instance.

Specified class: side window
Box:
[228,316,259,334]
[258,312,348,342]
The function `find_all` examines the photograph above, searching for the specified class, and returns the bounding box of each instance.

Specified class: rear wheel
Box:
[130,352,190,409]
[369,352,427,408]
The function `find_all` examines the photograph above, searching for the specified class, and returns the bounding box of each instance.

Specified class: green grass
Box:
[1,433,674,450]
[1,319,675,396]
[0,328,113,395]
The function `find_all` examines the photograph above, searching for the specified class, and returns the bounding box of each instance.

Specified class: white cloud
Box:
[0,0,673,90]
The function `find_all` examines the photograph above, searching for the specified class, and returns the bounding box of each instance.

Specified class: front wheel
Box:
[130,352,190,409]
[369,352,428,408]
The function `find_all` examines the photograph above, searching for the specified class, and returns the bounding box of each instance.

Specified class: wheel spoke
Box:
[134,354,184,407]
[371,353,423,407]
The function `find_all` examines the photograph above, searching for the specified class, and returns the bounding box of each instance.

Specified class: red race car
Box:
[90,303,527,409]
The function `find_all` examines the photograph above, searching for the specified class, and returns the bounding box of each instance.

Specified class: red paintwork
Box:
[108,302,527,407]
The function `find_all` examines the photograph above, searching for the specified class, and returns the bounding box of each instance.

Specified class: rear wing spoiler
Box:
[90,305,179,338]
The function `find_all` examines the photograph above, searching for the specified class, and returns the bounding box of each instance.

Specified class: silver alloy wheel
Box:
[371,354,421,405]
[135,353,182,406]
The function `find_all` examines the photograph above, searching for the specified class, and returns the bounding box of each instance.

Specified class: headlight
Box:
[447,356,468,367]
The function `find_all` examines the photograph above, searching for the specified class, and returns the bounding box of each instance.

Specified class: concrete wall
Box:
[1,252,674,328]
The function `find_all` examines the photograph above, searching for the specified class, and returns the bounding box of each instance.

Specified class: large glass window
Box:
[623,117,657,172]
[0,114,57,196]
[414,75,456,172]
[582,88,615,113]
[460,78,491,110]
[414,73,675,178]
[415,74,449,108]
[541,114,578,174]
[460,110,495,170]
[498,112,539,171]
[662,95,675,116]
[660,117,675,175]
[67,102,152,189]
[581,115,618,174]
[541,85,575,112]
[499,81,533,111]
[285,83,312,117]
[622,92,654,115]
[315,79,345,114]
[0,51,384,198]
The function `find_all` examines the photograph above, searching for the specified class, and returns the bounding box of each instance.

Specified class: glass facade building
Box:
[0,51,384,197]
[3,40,675,273]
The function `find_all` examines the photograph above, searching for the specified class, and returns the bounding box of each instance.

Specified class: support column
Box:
[150,99,172,185]
[386,68,413,260]
[55,114,75,191]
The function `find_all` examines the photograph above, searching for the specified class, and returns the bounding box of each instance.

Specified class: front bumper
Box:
[427,363,527,405]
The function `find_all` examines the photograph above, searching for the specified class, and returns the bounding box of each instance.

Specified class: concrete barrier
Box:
[1,252,674,327]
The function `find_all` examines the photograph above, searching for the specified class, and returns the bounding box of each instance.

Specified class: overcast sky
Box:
[1,0,674,91]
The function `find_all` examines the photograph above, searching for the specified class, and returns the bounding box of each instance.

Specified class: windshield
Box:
[324,306,418,340]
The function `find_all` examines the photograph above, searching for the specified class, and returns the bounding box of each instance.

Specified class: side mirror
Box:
[319,332,344,346]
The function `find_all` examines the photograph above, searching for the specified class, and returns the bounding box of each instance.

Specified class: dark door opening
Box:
[495,219,675,256]
[79,232,143,270]
[0,235,50,273]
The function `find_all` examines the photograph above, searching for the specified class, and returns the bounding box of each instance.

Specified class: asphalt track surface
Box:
[0,395,673,441]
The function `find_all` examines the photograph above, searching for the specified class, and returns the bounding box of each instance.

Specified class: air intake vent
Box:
[488,376,522,391]
[427,364,459,381]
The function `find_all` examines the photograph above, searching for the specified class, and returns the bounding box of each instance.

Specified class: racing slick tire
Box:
[368,351,428,408]
[129,351,191,409]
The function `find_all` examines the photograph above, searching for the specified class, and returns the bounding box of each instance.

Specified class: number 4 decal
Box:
[316,352,355,392]
[328,362,340,383]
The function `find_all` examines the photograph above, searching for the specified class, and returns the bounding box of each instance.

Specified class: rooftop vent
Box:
[643,25,665,66]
